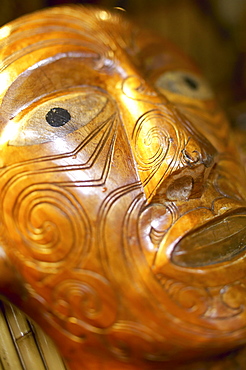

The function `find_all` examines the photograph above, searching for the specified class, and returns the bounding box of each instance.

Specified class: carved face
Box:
[0,6,246,369]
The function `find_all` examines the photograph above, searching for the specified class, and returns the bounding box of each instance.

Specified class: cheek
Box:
[0,110,134,279]
[0,173,91,276]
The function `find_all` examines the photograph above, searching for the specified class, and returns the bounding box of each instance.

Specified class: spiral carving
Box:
[4,184,90,273]
[105,322,173,362]
[132,110,173,171]
[51,271,118,335]
[157,275,210,317]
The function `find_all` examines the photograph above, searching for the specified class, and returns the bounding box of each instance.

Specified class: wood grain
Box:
[0,5,245,369]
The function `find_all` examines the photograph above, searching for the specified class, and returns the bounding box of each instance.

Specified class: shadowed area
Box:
[172,211,246,267]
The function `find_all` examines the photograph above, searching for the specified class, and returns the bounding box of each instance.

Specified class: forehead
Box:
[0,6,195,86]
[0,6,197,121]
[0,7,132,73]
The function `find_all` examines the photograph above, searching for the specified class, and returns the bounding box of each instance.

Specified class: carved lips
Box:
[0,6,246,370]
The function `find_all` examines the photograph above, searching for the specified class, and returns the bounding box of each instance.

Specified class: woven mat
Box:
[0,300,66,369]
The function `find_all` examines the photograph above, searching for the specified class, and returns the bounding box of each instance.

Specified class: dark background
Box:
[1,0,246,124]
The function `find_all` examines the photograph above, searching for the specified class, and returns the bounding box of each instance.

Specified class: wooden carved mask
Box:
[0,6,246,369]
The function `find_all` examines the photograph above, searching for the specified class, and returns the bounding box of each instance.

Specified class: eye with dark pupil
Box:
[46,107,71,127]
[183,76,198,90]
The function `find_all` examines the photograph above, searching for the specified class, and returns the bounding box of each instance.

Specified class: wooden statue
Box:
[0,5,246,369]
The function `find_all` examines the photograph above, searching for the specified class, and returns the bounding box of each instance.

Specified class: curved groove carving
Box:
[3,184,90,273]
[51,271,118,335]
[0,5,245,370]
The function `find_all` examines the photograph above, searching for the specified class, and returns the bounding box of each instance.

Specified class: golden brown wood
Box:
[0,5,246,369]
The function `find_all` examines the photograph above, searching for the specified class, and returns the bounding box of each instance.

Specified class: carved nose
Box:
[116,74,217,202]
[154,127,217,202]
[181,138,214,169]
[131,105,218,202]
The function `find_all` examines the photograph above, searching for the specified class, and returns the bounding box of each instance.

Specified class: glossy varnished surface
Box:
[0,5,246,369]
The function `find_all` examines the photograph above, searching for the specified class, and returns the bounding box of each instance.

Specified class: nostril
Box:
[181,148,201,166]
[182,146,215,169]
[152,131,217,202]
[166,176,194,201]
[185,150,214,168]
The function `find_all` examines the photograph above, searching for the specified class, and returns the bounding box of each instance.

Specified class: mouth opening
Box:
[172,210,246,268]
